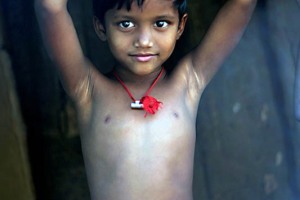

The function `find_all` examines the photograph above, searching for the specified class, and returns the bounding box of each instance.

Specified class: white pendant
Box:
[131,100,144,109]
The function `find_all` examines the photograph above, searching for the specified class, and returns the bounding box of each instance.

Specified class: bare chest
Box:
[79,87,197,199]
[81,91,196,157]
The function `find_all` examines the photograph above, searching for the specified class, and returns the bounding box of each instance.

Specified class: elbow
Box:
[232,0,257,8]
[34,1,67,15]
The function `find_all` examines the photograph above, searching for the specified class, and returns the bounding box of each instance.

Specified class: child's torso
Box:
[78,75,200,200]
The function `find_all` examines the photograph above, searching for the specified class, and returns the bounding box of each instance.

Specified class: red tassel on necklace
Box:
[140,96,162,117]
[113,68,164,117]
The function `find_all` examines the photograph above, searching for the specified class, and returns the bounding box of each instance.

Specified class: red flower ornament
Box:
[140,96,162,117]
[113,67,165,118]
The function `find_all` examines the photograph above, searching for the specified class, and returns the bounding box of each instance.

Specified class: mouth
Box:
[130,53,158,62]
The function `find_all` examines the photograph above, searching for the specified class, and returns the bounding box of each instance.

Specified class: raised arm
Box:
[35,0,91,99]
[187,0,257,87]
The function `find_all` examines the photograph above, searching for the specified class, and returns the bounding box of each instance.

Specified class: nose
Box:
[133,27,153,48]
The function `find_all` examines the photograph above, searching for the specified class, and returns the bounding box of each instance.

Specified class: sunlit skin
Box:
[35,0,257,199]
[94,0,186,82]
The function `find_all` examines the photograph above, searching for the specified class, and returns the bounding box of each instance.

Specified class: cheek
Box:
[107,34,130,56]
[157,35,177,55]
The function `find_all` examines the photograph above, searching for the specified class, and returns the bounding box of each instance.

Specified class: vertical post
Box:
[0,4,35,199]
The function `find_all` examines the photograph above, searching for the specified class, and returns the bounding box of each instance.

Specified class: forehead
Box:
[107,0,179,19]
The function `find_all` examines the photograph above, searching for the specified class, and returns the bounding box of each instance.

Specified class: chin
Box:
[116,60,163,75]
[140,68,162,75]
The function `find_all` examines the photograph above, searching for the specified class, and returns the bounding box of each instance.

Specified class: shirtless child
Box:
[35,0,257,199]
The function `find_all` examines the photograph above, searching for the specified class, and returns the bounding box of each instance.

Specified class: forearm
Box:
[35,0,79,62]
[35,0,88,97]
[34,0,68,15]
[193,0,257,84]
[225,0,257,18]
[230,0,257,7]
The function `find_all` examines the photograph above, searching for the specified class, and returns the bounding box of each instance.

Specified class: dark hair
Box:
[93,0,187,24]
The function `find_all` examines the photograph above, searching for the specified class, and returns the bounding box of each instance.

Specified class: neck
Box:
[113,67,165,86]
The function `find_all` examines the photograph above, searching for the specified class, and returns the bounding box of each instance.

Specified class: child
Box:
[35,0,257,199]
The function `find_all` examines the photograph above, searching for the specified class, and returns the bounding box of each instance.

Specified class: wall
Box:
[194,0,300,199]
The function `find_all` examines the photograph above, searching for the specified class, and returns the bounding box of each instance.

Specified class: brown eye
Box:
[119,21,134,28]
[154,21,169,28]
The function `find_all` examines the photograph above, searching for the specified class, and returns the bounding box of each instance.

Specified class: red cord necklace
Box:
[113,67,164,117]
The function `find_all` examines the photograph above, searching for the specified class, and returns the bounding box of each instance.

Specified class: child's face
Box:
[95,0,187,75]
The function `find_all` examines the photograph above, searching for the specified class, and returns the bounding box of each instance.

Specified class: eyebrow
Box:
[154,15,177,20]
[112,13,178,21]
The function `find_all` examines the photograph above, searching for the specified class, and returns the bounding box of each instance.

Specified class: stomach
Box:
[83,147,195,200]
[80,107,196,200]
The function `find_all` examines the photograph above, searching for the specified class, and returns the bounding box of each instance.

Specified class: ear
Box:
[93,16,107,41]
[176,13,188,40]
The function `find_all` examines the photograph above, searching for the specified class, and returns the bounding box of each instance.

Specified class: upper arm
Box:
[35,0,92,99]
[187,0,257,87]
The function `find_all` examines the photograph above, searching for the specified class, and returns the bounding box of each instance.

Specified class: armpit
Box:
[187,66,204,101]
[73,67,94,120]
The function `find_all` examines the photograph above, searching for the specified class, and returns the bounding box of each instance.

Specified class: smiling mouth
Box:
[130,54,158,62]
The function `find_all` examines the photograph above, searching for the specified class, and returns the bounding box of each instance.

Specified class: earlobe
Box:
[93,16,107,41]
[176,14,188,40]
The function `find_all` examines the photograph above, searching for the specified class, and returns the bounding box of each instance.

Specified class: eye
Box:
[119,21,135,29]
[154,21,169,28]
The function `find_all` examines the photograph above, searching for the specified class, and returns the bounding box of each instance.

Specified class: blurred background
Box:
[1,0,300,199]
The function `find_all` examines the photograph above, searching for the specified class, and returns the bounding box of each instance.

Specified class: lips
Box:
[130,53,158,62]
